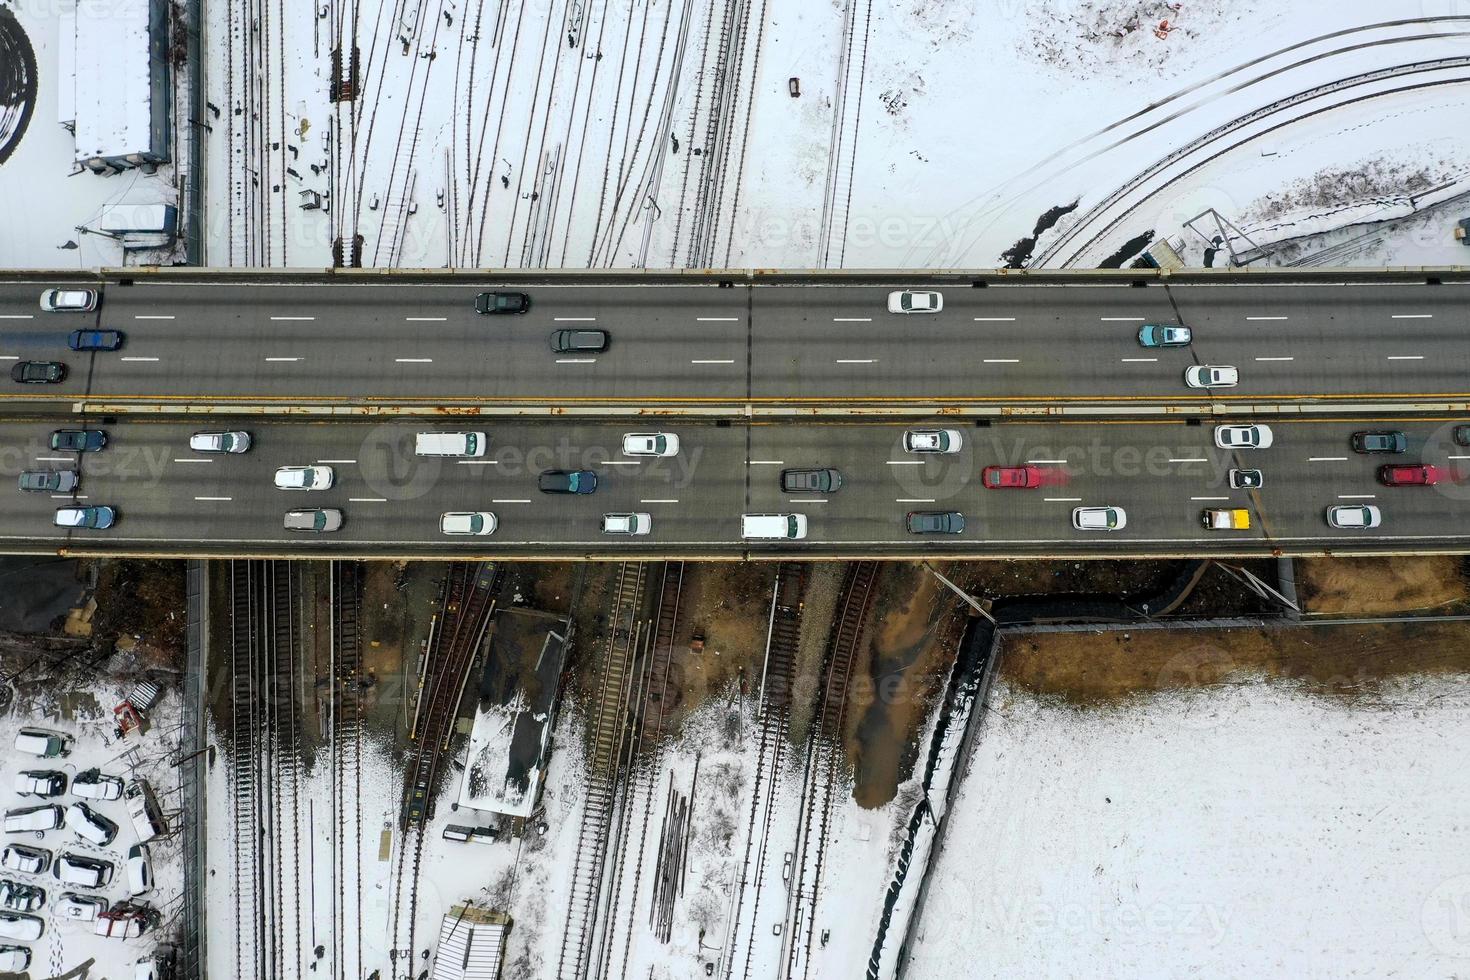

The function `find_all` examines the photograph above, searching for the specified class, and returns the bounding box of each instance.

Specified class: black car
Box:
[1350,431,1406,454]
[474,291,530,315]
[781,468,843,493]
[67,329,125,352]
[18,470,80,493]
[50,429,108,452]
[538,469,598,494]
[906,511,966,534]
[1454,424,1470,448]
[1228,468,1263,490]
[10,361,66,384]
[549,329,608,353]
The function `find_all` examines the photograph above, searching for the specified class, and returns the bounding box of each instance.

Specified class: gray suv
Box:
[549,329,608,353]
[18,471,79,493]
[781,468,842,493]
[906,511,966,534]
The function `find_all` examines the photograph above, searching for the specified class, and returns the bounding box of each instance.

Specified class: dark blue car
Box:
[67,330,125,352]
[538,469,598,494]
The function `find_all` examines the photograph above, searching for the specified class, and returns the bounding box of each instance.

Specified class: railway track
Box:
[556,562,649,980]
[387,561,498,976]
[330,560,365,980]
[724,562,808,980]
[227,561,261,980]
[781,560,878,980]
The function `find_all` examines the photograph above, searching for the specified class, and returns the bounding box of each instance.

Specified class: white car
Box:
[439,511,497,535]
[55,892,108,921]
[1213,424,1273,450]
[1327,504,1382,529]
[903,428,962,454]
[0,845,49,875]
[1072,506,1128,531]
[887,290,943,314]
[621,432,680,457]
[274,465,334,490]
[125,844,152,896]
[0,946,29,971]
[1185,365,1238,389]
[71,770,123,801]
[189,431,251,453]
[39,288,99,312]
[601,512,652,535]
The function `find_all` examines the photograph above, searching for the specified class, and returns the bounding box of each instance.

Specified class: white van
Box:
[740,513,808,540]
[14,729,69,758]
[124,780,166,843]
[4,805,64,833]
[0,912,43,941]
[53,853,112,889]
[71,770,123,801]
[414,432,487,457]
[66,804,118,847]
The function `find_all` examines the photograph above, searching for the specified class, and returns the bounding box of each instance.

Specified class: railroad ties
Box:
[330,560,365,980]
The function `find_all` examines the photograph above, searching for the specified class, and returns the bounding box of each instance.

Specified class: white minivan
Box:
[740,514,808,540]
[14,729,69,758]
[66,803,118,847]
[0,912,42,941]
[4,805,64,833]
[415,432,487,457]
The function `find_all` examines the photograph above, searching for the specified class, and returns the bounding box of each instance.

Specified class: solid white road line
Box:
[1309,457,1347,462]
[748,460,784,465]
[1099,317,1144,322]
[195,496,232,502]
[697,317,739,322]
[1120,357,1157,362]
[395,358,433,363]
[554,317,597,322]
[349,497,387,502]
[602,461,641,466]
[1386,355,1424,360]
[886,460,923,466]
[1450,455,1470,460]
[173,458,212,464]
[1254,356,1293,361]
[833,317,872,322]
[1246,316,1288,321]
[983,358,1020,363]
[317,459,357,464]
[269,316,315,321]
[836,359,876,364]
[455,460,497,465]
[50,494,77,499]
[1028,458,1068,464]
[133,315,175,320]
[1191,496,1229,501]
[0,356,18,361]
[1391,314,1432,319]
[691,359,735,364]
[641,498,679,503]
[896,498,935,503]
[556,358,596,364]
[120,357,160,362]
[973,317,1016,322]
[0,315,34,319]
[265,357,301,362]
[1338,494,1377,499]
[1169,457,1208,463]
[492,498,531,504]
[405,317,447,322]
[795,499,828,503]
[34,456,70,462]
[1044,497,1081,502]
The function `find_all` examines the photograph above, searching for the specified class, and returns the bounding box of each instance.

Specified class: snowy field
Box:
[0,680,184,975]
[905,676,1470,977]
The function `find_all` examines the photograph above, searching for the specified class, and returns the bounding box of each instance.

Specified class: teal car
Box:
[1137,324,1192,347]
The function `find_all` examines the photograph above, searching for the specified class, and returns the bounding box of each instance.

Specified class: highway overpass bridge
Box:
[3,266,1470,559]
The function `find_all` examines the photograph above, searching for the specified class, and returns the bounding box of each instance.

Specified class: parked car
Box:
[475,291,529,314]
[1185,365,1238,389]
[981,465,1043,489]
[601,513,652,535]
[274,465,334,491]
[0,880,45,912]
[903,429,962,454]
[67,329,124,351]
[1,845,51,875]
[780,468,843,493]
[1454,424,1470,448]
[284,509,344,533]
[125,844,152,896]
[10,361,66,384]
[538,469,598,494]
[66,803,117,847]
[1378,464,1442,486]
[0,912,43,942]
[0,945,30,971]
[70,770,123,801]
[50,429,107,452]
[549,329,608,353]
[1326,505,1382,529]
[1072,506,1127,531]
[905,511,965,534]
[1201,508,1251,530]
[886,290,943,313]
[53,852,112,889]
[1214,424,1273,449]
[55,892,109,921]
[18,470,79,493]
[13,729,68,758]
[54,506,116,530]
[439,512,497,535]
[1136,323,1191,347]
[12,770,66,798]
[39,288,98,312]
[124,780,166,843]
[621,432,680,457]
[1229,468,1263,490]
[1350,431,1406,454]
[189,431,251,454]
[4,805,64,833]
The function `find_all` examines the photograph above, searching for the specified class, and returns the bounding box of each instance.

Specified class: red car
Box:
[1378,464,1442,487]
[981,465,1044,489]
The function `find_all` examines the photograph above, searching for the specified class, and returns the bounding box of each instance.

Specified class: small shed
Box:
[61,0,172,172]
[431,905,510,980]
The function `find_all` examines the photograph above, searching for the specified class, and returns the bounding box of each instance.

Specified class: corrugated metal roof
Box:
[430,907,509,980]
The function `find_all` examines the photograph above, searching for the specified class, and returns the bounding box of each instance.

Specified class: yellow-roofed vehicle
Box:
[1201,508,1251,530]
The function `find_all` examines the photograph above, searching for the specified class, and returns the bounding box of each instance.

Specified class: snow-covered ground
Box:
[0,679,184,975]
[905,676,1470,977]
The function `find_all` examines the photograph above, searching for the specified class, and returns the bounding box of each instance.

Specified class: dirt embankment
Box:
[1296,556,1468,615]
[1002,620,1470,706]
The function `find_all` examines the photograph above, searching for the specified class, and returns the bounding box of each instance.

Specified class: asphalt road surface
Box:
[2,278,1468,411]
[5,416,1470,557]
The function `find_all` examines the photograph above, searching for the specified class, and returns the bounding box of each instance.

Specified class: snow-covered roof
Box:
[457,692,545,819]
[431,906,508,980]
[70,0,154,160]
